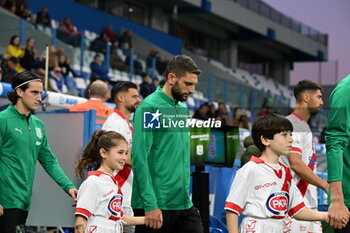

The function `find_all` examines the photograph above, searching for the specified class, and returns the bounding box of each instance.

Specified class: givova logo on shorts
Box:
[266,191,289,216]
[108,194,123,217]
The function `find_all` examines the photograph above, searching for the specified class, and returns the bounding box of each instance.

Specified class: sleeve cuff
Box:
[75,208,92,219]
[288,202,306,217]
[224,202,242,215]
[65,184,76,193]
[290,147,302,154]
[144,205,159,212]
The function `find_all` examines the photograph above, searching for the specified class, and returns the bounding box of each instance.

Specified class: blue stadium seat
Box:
[65,76,78,91]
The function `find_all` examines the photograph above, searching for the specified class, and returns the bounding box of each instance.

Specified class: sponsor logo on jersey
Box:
[108,194,123,217]
[103,189,114,198]
[35,127,42,139]
[255,181,277,190]
[266,191,289,216]
[15,128,23,134]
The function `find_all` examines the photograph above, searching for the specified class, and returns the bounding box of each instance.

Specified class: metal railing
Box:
[232,0,327,44]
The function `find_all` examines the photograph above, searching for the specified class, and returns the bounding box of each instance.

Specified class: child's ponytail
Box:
[75,130,127,178]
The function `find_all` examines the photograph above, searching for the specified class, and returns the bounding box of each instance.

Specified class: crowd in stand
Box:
[1,1,170,93]
[0,34,79,95]
[0,1,270,130]
[192,102,251,129]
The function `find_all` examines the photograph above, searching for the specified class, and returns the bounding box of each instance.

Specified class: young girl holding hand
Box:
[74,130,145,233]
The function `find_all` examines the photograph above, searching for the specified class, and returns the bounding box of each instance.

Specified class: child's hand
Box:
[341,213,350,228]
[0,205,4,216]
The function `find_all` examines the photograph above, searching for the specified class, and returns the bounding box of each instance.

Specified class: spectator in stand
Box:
[90,54,110,83]
[258,105,270,116]
[231,107,250,129]
[207,103,216,119]
[49,66,68,94]
[4,1,16,14]
[150,77,159,92]
[20,38,37,71]
[15,3,33,21]
[90,33,109,54]
[57,21,67,32]
[56,17,81,46]
[119,30,133,50]
[215,102,230,126]
[146,50,156,69]
[2,0,10,8]
[125,54,143,75]
[155,51,167,75]
[6,35,24,72]
[63,17,80,35]
[110,46,129,72]
[63,17,81,37]
[193,103,209,120]
[102,24,117,43]
[1,57,18,84]
[69,80,113,126]
[58,54,78,78]
[36,6,51,26]
[139,72,152,99]
[48,45,63,69]
[32,67,54,92]
[146,50,167,75]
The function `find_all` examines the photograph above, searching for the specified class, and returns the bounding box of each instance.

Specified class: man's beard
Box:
[171,82,188,101]
[309,107,320,116]
[126,104,138,113]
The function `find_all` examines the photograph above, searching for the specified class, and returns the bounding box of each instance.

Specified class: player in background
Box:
[279,80,327,232]
[74,130,145,233]
[102,81,141,233]
[0,71,77,232]
[225,114,338,233]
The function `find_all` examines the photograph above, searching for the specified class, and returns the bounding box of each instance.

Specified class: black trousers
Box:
[134,206,203,233]
[0,208,28,233]
[335,224,350,233]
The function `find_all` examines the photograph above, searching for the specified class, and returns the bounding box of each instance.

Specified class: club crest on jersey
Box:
[108,194,123,217]
[266,191,289,216]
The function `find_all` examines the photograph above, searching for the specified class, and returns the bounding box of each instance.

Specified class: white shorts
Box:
[122,206,135,233]
[86,216,123,233]
[283,216,322,233]
[240,216,284,233]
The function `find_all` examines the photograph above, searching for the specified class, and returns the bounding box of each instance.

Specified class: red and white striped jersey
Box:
[102,109,133,207]
[279,112,318,208]
[225,156,305,219]
[103,110,133,147]
[75,171,124,222]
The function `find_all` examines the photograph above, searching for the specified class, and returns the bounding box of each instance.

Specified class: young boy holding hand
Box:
[225,114,347,233]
